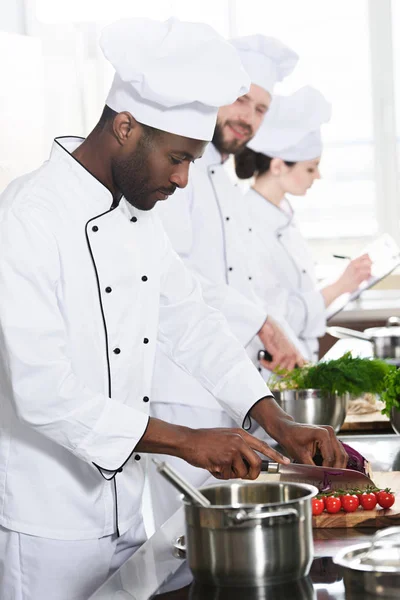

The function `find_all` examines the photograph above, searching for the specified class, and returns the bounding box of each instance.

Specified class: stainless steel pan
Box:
[327,317,400,360]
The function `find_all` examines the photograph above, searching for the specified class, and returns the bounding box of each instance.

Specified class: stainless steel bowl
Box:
[390,407,400,435]
[273,389,349,433]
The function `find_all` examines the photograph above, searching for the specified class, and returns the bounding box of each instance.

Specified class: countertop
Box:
[328,289,400,323]
[89,434,400,600]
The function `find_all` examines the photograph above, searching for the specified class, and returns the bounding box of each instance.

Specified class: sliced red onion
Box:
[340,442,371,476]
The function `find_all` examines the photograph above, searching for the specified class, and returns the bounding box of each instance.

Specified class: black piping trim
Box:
[114,478,120,537]
[93,417,151,480]
[242,394,274,431]
[54,137,114,200]
[84,206,122,534]
[84,210,114,400]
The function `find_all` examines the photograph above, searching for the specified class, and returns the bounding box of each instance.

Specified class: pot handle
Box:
[326,326,371,342]
[360,526,400,563]
[172,535,186,559]
[370,526,400,548]
[231,507,299,524]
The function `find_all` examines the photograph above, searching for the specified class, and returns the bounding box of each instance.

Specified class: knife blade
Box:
[261,461,376,492]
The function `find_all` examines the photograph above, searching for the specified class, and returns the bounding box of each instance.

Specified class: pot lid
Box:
[365,316,400,338]
[359,545,400,569]
[335,527,400,573]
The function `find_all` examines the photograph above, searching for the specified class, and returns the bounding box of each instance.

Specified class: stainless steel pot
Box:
[334,527,400,597]
[272,389,349,433]
[327,317,400,360]
[182,481,318,587]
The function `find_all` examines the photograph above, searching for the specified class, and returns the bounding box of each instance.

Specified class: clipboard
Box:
[325,233,400,320]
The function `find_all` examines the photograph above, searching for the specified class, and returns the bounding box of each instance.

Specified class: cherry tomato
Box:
[377,490,395,509]
[312,498,325,516]
[359,493,377,510]
[325,496,342,514]
[341,494,360,513]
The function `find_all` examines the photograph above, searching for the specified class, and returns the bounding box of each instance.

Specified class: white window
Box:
[3,0,400,260]
[234,0,377,242]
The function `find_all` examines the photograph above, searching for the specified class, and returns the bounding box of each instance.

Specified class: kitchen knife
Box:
[257,349,301,369]
[261,460,377,492]
[258,349,273,362]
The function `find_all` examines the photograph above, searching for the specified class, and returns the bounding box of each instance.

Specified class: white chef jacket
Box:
[0,137,270,541]
[153,144,268,413]
[246,188,326,361]
[152,144,303,411]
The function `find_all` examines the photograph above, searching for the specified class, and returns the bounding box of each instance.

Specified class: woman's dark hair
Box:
[235,147,296,179]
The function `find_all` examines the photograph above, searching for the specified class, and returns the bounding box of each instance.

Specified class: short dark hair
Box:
[235,147,296,179]
[97,105,118,129]
[96,105,162,143]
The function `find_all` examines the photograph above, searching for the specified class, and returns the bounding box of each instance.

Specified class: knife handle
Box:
[257,350,300,369]
[261,461,279,473]
[258,350,273,362]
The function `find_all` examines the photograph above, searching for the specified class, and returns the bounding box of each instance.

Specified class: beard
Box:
[212,121,253,156]
[111,135,155,211]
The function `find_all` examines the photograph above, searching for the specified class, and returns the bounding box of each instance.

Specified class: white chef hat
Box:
[248,86,332,161]
[100,17,250,142]
[230,35,298,94]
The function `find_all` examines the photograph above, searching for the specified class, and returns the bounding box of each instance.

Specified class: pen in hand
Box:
[333,254,351,260]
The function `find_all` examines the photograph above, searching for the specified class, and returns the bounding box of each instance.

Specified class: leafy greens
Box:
[381,368,400,416]
[269,352,395,396]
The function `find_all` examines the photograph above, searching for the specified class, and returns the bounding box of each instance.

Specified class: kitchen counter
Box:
[328,289,400,324]
[90,434,400,600]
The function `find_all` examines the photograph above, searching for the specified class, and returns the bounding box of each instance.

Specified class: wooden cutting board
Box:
[340,411,392,432]
[258,471,400,528]
[312,471,400,528]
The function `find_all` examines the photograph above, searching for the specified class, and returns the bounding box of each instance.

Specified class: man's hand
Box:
[136,418,289,481]
[272,420,348,468]
[250,398,348,468]
[177,427,290,480]
[258,316,306,372]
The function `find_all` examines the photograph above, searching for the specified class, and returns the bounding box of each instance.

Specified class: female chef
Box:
[235,86,372,361]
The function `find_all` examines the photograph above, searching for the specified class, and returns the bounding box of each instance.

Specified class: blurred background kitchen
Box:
[2,0,400,350]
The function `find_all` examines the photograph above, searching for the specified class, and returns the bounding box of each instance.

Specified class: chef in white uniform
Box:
[150,39,347,528]
[235,85,372,361]
[0,18,309,600]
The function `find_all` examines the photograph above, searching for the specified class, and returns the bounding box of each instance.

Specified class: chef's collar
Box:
[249,187,294,230]
[51,137,114,212]
[205,143,227,166]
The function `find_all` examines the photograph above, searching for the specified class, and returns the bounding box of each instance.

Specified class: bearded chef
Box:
[235,86,372,361]
[150,36,347,528]
[0,18,314,600]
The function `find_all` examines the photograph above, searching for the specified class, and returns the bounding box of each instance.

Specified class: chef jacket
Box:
[246,188,326,361]
[0,137,270,541]
[152,143,302,410]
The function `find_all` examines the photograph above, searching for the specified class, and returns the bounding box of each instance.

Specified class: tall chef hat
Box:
[230,35,298,94]
[248,86,332,161]
[100,17,250,142]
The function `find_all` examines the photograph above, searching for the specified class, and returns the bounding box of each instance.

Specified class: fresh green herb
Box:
[269,352,395,396]
[381,368,400,417]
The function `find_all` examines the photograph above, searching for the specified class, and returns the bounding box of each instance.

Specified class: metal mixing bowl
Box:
[272,389,349,433]
[390,407,400,435]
